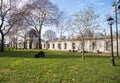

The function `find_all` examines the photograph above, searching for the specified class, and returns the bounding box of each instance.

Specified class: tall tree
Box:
[0,0,24,51]
[73,6,100,60]
[56,12,72,40]
[7,25,20,49]
[18,26,29,49]
[24,0,61,49]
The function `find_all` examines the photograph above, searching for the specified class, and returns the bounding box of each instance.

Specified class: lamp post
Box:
[107,16,115,66]
[112,0,120,57]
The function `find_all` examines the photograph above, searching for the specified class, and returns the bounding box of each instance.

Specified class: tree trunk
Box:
[23,41,27,49]
[82,51,84,60]
[29,41,32,49]
[10,41,12,48]
[15,43,17,49]
[38,26,42,49]
[0,33,4,51]
[82,46,84,60]
[38,36,42,49]
[82,37,85,60]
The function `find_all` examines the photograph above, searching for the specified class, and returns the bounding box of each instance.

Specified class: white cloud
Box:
[89,0,104,6]
[96,2,104,6]
[76,0,89,9]
[89,0,96,4]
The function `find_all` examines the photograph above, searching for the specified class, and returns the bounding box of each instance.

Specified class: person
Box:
[40,51,46,58]
[34,51,46,58]
[34,54,39,58]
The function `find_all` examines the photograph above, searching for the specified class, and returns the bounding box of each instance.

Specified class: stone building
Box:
[41,37,120,53]
[15,32,120,53]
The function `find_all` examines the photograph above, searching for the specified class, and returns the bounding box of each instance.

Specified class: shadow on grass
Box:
[46,53,110,59]
[0,50,35,58]
[0,50,111,59]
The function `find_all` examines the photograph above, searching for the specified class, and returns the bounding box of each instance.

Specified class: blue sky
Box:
[50,0,118,33]
[50,0,115,15]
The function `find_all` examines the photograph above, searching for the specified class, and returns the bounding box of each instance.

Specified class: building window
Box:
[48,44,50,48]
[106,42,110,51]
[53,44,55,49]
[72,43,75,49]
[44,44,45,48]
[64,43,67,49]
[58,44,61,49]
[92,42,96,50]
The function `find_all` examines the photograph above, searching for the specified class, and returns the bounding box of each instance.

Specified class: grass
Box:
[0,49,120,83]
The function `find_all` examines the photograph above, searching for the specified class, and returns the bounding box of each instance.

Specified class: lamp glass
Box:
[118,5,120,9]
[117,0,120,2]
[112,2,115,6]
[107,17,114,25]
[108,20,114,25]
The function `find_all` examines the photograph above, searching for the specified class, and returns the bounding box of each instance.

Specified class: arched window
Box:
[92,42,96,50]
[64,43,67,49]
[58,43,61,49]
[106,41,110,51]
[48,44,50,48]
[53,44,55,49]
[72,43,75,49]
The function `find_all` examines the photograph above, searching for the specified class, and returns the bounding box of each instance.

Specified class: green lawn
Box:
[0,50,120,83]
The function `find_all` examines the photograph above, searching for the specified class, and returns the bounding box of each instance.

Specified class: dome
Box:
[28,29,38,37]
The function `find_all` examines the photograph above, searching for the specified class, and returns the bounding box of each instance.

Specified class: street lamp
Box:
[107,16,115,66]
[112,0,120,57]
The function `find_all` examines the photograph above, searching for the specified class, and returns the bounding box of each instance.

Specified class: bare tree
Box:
[56,12,72,40]
[7,25,20,49]
[43,29,56,41]
[18,26,29,49]
[24,0,61,49]
[0,0,24,51]
[73,6,100,60]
